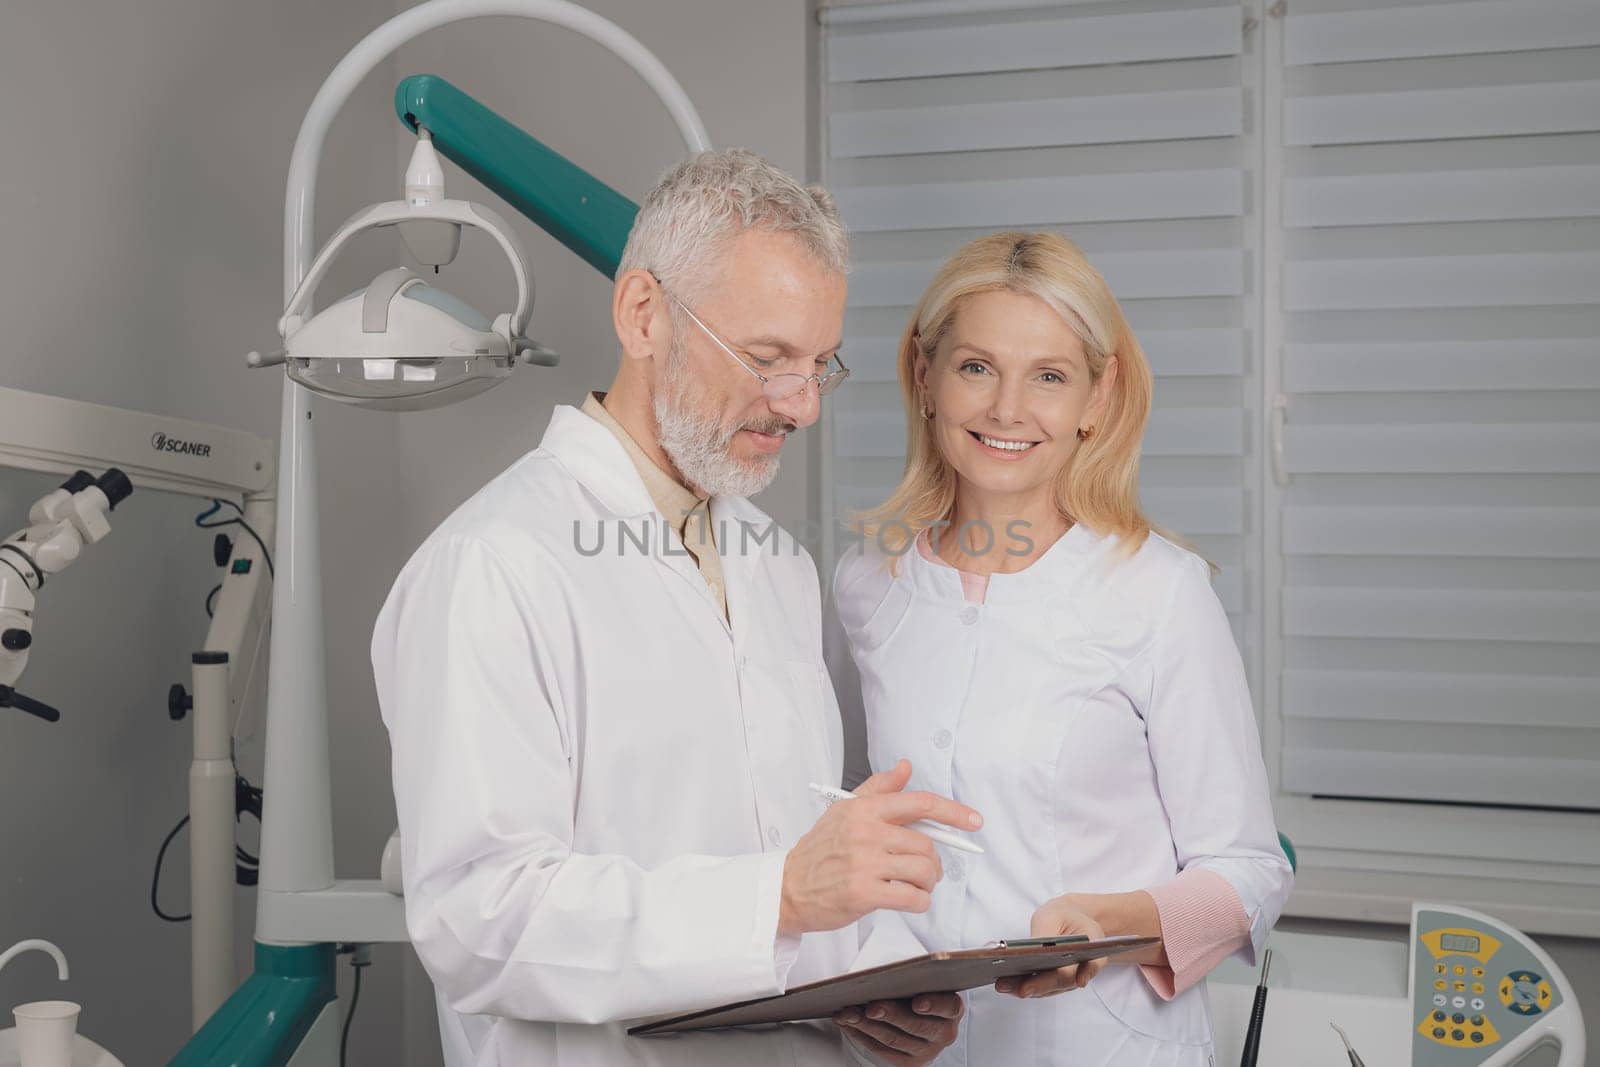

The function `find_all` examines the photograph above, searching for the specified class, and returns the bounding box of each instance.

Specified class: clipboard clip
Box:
[982,935,1090,950]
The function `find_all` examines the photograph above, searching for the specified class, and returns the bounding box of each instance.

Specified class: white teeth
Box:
[978,434,1037,452]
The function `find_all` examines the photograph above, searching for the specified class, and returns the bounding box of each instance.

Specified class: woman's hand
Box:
[994,895,1107,999]
[994,890,1167,999]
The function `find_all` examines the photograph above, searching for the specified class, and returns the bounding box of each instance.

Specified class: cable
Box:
[234,775,263,886]
[152,815,191,923]
[338,947,372,1067]
[205,582,222,618]
[194,499,274,578]
[151,773,265,920]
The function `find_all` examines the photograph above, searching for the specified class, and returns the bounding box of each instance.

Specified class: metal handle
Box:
[1270,394,1289,488]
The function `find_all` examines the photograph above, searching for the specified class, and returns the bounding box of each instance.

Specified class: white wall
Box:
[0,1,412,1063]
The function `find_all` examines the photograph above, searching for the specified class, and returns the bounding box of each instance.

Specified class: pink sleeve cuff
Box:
[1138,868,1251,999]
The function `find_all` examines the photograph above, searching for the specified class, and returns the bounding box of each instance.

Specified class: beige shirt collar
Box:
[580,392,706,525]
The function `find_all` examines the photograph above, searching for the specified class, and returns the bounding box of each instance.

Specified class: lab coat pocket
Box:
[1088,966,1214,1047]
[1045,594,1147,675]
[787,660,836,778]
[851,577,913,653]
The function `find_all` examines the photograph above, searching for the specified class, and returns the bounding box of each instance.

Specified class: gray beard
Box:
[653,336,783,499]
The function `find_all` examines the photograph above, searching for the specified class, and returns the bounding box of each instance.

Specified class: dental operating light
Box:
[255,130,557,411]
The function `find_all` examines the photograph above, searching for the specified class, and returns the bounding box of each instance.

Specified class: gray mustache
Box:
[740,421,795,437]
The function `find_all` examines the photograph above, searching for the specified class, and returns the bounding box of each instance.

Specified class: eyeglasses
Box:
[660,286,849,402]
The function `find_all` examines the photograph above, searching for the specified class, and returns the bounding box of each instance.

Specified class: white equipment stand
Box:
[251,0,706,948]
[0,386,276,1034]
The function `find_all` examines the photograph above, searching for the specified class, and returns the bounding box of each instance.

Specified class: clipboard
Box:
[628,934,1160,1036]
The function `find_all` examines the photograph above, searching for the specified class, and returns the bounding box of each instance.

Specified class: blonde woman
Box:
[831,233,1292,1065]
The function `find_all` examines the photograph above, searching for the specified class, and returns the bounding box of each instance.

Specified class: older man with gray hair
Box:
[373,149,973,1066]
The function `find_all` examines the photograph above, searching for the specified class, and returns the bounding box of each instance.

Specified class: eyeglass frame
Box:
[649,274,850,401]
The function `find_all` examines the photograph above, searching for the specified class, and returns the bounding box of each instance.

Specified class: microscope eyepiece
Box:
[96,468,134,510]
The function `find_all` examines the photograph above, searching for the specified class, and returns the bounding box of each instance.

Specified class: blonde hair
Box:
[857,231,1157,558]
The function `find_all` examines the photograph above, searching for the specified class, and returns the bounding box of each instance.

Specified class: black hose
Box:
[1239,948,1272,1067]
[340,952,370,1067]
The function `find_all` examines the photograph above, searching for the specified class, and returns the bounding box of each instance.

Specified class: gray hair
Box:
[617,148,850,301]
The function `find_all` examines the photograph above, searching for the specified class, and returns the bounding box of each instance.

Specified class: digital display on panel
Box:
[1441,933,1481,954]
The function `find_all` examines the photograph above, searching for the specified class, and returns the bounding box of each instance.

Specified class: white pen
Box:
[808,782,985,855]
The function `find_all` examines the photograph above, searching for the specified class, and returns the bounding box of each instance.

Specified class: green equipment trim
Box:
[396,74,638,279]
[168,943,335,1067]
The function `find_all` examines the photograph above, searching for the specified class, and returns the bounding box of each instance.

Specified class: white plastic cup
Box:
[13,1000,80,1067]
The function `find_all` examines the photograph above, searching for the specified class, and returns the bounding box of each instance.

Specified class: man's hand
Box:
[994,896,1107,999]
[834,993,964,1065]
[778,760,983,937]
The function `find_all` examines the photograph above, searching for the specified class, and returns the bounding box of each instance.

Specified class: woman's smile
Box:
[968,429,1043,458]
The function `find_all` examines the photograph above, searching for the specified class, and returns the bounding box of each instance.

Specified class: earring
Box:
[1077,425,1095,441]
[921,401,934,419]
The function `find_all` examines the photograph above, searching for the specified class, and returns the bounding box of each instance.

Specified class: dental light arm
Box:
[0,468,134,720]
[394,74,645,279]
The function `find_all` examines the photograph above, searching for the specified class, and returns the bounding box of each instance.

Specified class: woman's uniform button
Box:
[959,606,979,625]
[933,729,953,749]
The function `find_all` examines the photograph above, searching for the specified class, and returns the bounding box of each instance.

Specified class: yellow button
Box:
[1473,983,1485,995]
[1436,980,1447,991]
[1473,967,1485,978]
[1455,981,1466,992]
[1436,963,1448,975]
[1455,965,1466,976]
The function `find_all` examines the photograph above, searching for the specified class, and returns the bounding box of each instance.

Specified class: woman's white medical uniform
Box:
[833,524,1293,1066]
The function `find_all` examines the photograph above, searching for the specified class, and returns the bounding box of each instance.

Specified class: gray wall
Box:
[0,1,411,1063]
[386,0,815,555]
[2,1,812,1064]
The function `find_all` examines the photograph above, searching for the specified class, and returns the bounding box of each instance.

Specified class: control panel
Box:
[1410,904,1584,1067]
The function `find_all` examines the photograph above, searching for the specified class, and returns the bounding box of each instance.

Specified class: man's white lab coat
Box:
[372,404,856,1065]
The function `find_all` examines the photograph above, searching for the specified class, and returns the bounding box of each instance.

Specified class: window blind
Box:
[821,0,1259,666]
[1276,0,1600,810]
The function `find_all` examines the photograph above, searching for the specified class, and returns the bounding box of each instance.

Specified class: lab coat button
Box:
[946,856,965,881]
[932,729,952,749]
[958,606,979,625]
[768,825,784,846]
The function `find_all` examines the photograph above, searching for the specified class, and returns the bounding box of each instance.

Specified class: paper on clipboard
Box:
[628,934,1160,1036]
